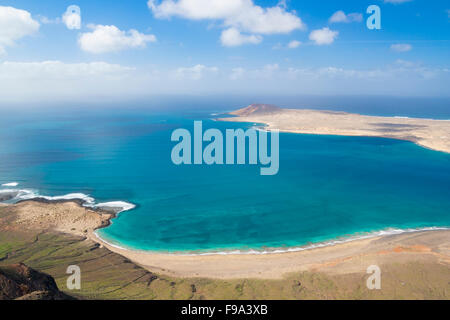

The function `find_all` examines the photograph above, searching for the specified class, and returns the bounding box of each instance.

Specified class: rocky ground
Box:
[0,263,74,300]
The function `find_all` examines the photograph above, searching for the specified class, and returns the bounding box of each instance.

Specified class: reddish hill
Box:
[230,104,281,116]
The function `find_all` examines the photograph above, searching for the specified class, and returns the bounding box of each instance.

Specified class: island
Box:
[219,104,450,153]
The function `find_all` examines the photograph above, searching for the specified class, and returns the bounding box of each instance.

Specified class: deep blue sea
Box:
[1,97,449,253]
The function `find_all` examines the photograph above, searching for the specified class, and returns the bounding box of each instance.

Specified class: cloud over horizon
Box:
[1,59,448,103]
[175,64,219,80]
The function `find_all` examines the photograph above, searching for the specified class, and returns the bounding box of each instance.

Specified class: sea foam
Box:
[0,188,135,214]
[1,182,19,187]
[87,201,136,213]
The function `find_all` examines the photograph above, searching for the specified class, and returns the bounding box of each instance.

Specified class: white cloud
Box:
[226,5,305,35]
[395,59,415,68]
[39,6,80,29]
[38,16,61,25]
[148,0,305,46]
[287,61,446,81]
[390,43,412,52]
[263,63,279,72]
[0,61,448,102]
[233,63,449,96]
[0,6,40,54]
[287,40,301,49]
[271,42,282,50]
[148,0,244,20]
[309,27,338,45]
[253,63,279,79]
[0,61,134,79]
[175,64,218,80]
[347,13,363,22]
[224,63,447,90]
[0,60,139,102]
[229,67,245,80]
[79,25,157,54]
[384,0,412,4]
[220,28,261,47]
[62,5,81,30]
[329,10,363,23]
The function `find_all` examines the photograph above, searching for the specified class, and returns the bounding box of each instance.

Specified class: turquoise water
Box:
[0,107,449,253]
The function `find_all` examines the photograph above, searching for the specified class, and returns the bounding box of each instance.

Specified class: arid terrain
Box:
[1,200,449,300]
[220,104,450,153]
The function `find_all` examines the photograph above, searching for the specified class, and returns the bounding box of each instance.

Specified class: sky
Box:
[0,0,449,104]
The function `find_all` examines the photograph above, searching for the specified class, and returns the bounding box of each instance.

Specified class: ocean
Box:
[1,96,449,253]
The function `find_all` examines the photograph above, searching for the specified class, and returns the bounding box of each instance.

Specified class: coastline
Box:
[93,226,450,256]
[1,104,449,280]
[2,200,448,299]
[4,186,448,259]
[91,225,450,279]
[2,198,448,280]
[218,104,450,154]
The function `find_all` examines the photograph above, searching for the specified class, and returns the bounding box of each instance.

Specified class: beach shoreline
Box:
[92,227,450,279]
[218,104,450,154]
[2,199,449,299]
[2,199,448,280]
[92,226,449,256]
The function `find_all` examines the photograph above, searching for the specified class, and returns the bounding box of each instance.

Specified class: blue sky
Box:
[0,0,449,103]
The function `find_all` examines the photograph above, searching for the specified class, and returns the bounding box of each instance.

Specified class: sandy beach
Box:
[3,200,449,280]
[95,229,450,279]
[219,104,450,153]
